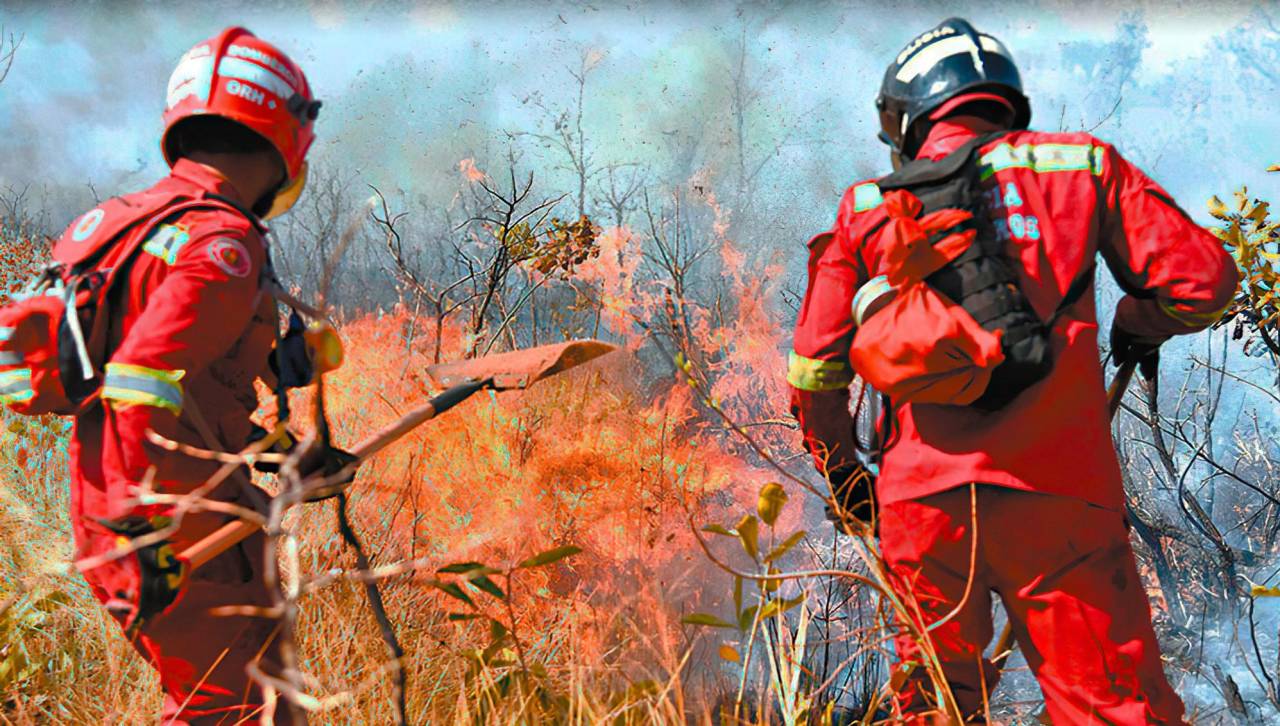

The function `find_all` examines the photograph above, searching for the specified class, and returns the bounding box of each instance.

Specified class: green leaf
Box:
[764,566,780,593]
[483,637,511,664]
[733,576,743,616]
[1208,195,1230,220]
[702,523,735,537]
[517,545,582,569]
[490,619,509,642]
[471,575,506,600]
[428,579,475,607]
[736,514,759,561]
[447,612,485,621]
[759,595,807,620]
[757,482,788,526]
[438,561,500,575]
[764,530,807,564]
[738,605,758,631]
[681,612,735,628]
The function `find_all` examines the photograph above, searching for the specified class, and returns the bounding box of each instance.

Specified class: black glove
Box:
[824,461,877,535]
[99,516,186,638]
[1110,325,1166,380]
[247,425,359,501]
[298,444,359,502]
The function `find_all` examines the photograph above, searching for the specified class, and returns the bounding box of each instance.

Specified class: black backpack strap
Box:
[878,130,1010,190]
[206,193,267,234]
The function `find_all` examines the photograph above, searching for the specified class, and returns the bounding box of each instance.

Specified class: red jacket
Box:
[789,118,1239,510]
[68,159,276,539]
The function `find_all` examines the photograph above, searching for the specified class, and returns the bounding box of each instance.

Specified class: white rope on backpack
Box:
[62,282,96,381]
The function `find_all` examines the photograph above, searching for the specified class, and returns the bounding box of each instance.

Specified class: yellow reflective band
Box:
[106,362,185,384]
[1158,298,1233,328]
[102,362,185,414]
[852,275,894,327]
[853,183,883,212]
[787,351,855,392]
[0,367,33,404]
[979,142,1106,180]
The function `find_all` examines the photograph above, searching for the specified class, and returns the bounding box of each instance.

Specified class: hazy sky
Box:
[0,0,1276,236]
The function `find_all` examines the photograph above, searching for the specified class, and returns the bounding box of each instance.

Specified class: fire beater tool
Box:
[180,339,616,572]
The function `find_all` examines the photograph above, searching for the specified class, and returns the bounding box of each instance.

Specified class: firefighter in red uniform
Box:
[64,28,319,724]
[788,18,1238,725]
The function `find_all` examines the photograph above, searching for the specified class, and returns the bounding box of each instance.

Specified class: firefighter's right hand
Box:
[823,461,877,535]
[247,426,358,502]
[1110,324,1166,380]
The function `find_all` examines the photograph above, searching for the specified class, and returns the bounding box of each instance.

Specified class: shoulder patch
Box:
[141,224,191,266]
[207,238,252,278]
[852,183,883,212]
[71,208,105,242]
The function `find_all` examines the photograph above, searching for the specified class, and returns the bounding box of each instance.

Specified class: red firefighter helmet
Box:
[161,27,320,217]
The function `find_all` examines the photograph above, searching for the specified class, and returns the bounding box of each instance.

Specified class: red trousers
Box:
[879,485,1185,724]
[72,461,292,724]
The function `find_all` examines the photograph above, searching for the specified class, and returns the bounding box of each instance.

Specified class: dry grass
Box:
[0,417,161,724]
[0,321,761,724]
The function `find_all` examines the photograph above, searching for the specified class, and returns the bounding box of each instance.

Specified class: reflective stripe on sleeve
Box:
[852,275,894,327]
[0,351,22,366]
[0,327,13,342]
[852,183,883,212]
[0,367,33,404]
[787,351,854,392]
[1158,298,1233,329]
[101,362,185,414]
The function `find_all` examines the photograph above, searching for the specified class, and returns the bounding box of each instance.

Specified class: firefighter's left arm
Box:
[1097,145,1240,339]
[98,228,266,520]
[788,227,863,475]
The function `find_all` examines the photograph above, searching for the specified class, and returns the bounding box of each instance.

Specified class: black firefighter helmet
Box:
[876,18,1031,159]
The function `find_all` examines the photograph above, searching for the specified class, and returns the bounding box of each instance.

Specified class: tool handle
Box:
[1106,359,1138,419]
[180,380,488,571]
[349,379,485,460]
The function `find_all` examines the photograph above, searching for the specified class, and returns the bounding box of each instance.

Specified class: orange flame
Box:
[301,187,804,695]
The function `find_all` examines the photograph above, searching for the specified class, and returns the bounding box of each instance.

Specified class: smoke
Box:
[2,1,1273,235]
[2,0,1279,718]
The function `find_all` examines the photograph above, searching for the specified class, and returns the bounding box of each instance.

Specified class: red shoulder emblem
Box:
[207,238,252,278]
[71,208,105,242]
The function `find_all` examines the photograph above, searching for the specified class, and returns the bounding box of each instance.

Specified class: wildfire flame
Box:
[295,187,806,698]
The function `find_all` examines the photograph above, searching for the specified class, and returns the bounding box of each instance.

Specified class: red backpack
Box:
[0,193,248,416]
[849,134,1093,409]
